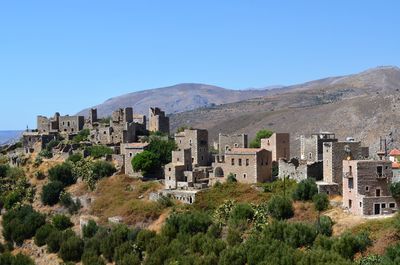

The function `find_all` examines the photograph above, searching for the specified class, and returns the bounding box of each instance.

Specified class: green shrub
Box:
[45,139,60,151]
[34,224,55,247]
[48,162,76,186]
[227,228,242,246]
[86,145,113,159]
[0,164,10,178]
[227,173,237,183]
[332,231,372,260]
[83,220,98,238]
[52,214,73,230]
[100,225,130,261]
[229,203,254,228]
[249,129,273,148]
[131,150,160,175]
[72,129,90,143]
[46,230,63,253]
[292,179,318,201]
[3,191,23,210]
[59,191,81,214]
[313,193,329,213]
[267,195,294,220]
[2,205,46,245]
[35,171,46,180]
[67,153,83,163]
[39,149,53,159]
[41,181,64,206]
[147,137,177,165]
[82,250,106,265]
[390,182,400,201]
[59,235,84,262]
[317,216,333,236]
[162,212,212,238]
[92,160,116,179]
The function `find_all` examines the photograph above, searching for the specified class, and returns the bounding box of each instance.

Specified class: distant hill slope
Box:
[0,130,23,145]
[78,83,273,117]
[170,66,400,155]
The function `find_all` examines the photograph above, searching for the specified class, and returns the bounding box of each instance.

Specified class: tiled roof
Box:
[393,162,400,169]
[389,149,400,156]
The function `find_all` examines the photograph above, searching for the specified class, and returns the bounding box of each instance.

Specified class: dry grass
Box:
[90,174,166,226]
[193,183,271,211]
[351,216,399,256]
[290,201,318,223]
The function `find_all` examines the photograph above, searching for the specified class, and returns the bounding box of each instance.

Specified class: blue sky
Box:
[0,1,399,130]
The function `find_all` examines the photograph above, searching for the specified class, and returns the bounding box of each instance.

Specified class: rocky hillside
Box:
[170,66,400,155]
[78,83,273,117]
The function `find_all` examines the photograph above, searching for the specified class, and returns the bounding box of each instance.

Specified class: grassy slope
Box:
[91,175,166,225]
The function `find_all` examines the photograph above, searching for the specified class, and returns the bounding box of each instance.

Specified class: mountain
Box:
[169,66,400,155]
[0,130,23,145]
[78,83,274,117]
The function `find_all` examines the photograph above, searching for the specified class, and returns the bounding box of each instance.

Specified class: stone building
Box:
[215,133,248,154]
[163,148,208,204]
[278,158,322,182]
[120,142,149,176]
[175,129,209,167]
[149,107,170,135]
[342,160,396,216]
[89,108,138,145]
[300,132,337,162]
[211,148,272,184]
[59,115,85,134]
[261,133,290,162]
[37,112,84,135]
[22,132,56,154]
[322,140,369,194]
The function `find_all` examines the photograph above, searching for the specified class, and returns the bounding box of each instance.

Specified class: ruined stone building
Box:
[300,132,337,162]
[321,140,369,194]
[342,160,396,216]
[120,142,149,176]
[149,107,170,135]
[22,132,56,154]
[261,133,290,162]
[211,148,272,184]
[278,158,322,182]
[215,133,248,154]
[175,129,209,167]
[89,108,143,145]
[37,112,84,134]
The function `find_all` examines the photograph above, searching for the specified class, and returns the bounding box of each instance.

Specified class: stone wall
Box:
[175,129,209,166]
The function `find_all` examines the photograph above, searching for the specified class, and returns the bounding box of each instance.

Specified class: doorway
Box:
[374,203,381,215]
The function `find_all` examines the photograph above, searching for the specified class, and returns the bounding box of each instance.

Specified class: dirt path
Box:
[147,209,171,233]
[325,207,366,235]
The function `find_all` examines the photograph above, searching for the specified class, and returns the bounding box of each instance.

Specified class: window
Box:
[366,186,369,192]
[168,177,171,180]
[349,199,352,208]
[246,159,249,166]
[225,145,229,151]
[238,159,242,166]
[177,158,180,161]
[231,158,235,166]
[308,152,313,160]
[360,202,362,207]
[377,166,383,177]
[348,178,354,189]
[243,173,247,179]
[376,189,381,197]
[382,203,386,209]
[234,143,238,147]
[349,166,352,175]
[390,203,396,208]
[168,168,171,172]
[201,156,204,161]
[189,139,192,146]
[129,153,133,157]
